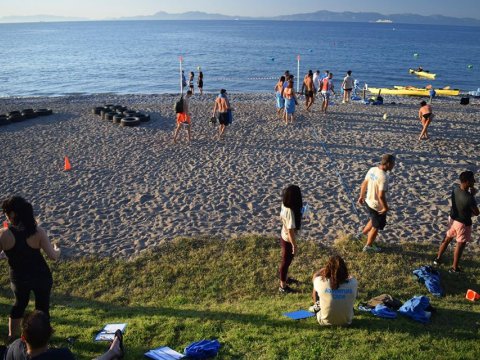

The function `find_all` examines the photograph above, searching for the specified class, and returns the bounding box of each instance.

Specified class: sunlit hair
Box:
[321,255,349,290]
[282,185,302,230]
[2,196,37,238]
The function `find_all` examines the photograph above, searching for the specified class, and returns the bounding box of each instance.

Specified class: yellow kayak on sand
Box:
[409,68,436,79]
[369,87,459,96]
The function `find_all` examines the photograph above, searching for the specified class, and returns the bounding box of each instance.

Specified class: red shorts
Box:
[176,113,191,124]
[446,217,472,243]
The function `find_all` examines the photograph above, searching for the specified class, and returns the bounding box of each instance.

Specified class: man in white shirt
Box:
[312,70,321,94]
[357,154,395,252]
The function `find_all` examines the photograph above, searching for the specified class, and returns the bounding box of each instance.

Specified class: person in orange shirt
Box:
[320,73,335,113]
[418,100,434,140]
[212,89,231,140]
[173,90,192,143]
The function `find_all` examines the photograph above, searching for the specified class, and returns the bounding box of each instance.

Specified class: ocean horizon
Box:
[0,20,479,97]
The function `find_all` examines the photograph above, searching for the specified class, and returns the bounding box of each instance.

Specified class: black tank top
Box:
[5,226,51,282]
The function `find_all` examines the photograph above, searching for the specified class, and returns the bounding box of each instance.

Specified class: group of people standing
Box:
[181,70,204,95]
[274,69,355,123]
[278,154,478,325]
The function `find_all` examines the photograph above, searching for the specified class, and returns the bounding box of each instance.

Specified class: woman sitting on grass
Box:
[278,185,302,293]
[310,255,358,325]
[0,196,61,341]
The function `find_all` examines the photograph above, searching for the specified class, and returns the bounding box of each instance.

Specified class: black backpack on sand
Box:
[175,96,184,113]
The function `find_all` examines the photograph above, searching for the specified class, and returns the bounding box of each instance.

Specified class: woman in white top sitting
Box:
[278,185,302,293]
[311,255,358,325]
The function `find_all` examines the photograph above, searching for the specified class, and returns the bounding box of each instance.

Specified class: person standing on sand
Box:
[212,89,231,140]
[303,72,315,112]
[188,72,194,94]
[279,185,303,293]
[433,171,479,273]
[357,154,396,253]
[320,73,335,113]
[0,196,61,341]
[418,100,434,140]
[197,72,204,95]
[274,76,285,118]
[173,90,192,143]
[283,80,298,124]
[181,70,187,90]
[342,70,355,104]
[283,71,290,89]
[313,70,321,95]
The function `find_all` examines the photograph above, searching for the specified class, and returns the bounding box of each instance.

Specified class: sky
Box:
[1,0,479,19]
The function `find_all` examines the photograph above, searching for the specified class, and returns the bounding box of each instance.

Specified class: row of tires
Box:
[0,108,53,126]
[92,104,150,127]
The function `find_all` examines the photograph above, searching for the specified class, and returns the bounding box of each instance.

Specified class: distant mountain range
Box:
[1,10,479,27]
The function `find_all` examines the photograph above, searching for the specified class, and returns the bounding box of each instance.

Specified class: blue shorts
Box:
[321,91,330,100]
[285,98,295,114]
[276,93,285,109]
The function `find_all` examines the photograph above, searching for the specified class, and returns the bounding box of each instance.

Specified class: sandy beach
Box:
[0,93,479,257]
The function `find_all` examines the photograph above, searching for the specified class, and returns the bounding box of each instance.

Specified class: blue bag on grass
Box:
[413,266,444,297]
[371,304,397,319]
[398,296,432,324]
[184,339,220,359]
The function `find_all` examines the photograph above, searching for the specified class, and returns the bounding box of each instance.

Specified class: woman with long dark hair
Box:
[310,255,358,325]
[278,185,302,293]
[0,196,61,340]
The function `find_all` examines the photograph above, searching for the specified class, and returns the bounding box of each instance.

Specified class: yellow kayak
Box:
[409,69,436,79]
[369,87,459,96]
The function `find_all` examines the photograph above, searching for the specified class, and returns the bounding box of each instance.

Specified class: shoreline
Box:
[1,93,479,258]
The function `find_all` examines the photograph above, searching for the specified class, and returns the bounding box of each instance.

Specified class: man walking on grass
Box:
[433,171,479,273]
[357,154,395,252]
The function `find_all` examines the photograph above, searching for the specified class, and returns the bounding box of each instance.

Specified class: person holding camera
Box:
[434,171,479,273]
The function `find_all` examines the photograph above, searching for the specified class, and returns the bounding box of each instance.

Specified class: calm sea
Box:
[0,20,479,96]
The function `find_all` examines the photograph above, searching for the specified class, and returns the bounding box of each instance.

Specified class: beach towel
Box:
[285,98,296,114]
[413,266,444,297]
[184,339,220,359]
[371,304,397,319]
[398,296,432,324]
[283,310,316,320]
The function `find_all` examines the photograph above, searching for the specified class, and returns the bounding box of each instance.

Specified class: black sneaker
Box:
[433,258,441,266]
[448,267,463,274]
[279,285,294,294]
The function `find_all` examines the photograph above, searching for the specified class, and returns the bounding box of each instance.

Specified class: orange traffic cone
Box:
[466,289,480,301]
[64,156,72,171]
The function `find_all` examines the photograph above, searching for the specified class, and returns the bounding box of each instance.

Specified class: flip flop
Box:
[114,329,125,359]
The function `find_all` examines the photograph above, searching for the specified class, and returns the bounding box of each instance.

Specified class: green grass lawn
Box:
[0,235,479,359]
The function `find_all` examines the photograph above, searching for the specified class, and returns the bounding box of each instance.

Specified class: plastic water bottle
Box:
[302,203,312,224]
